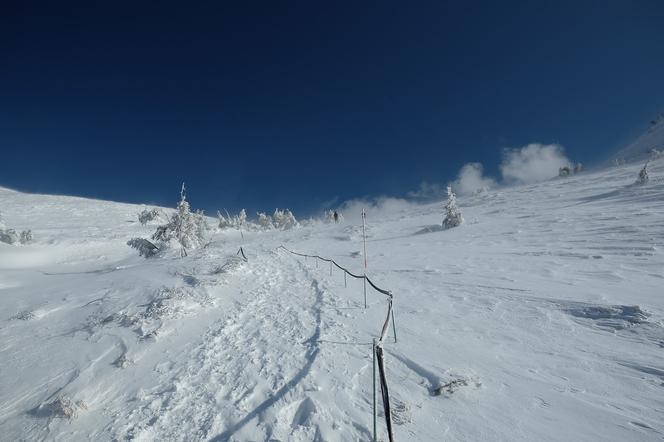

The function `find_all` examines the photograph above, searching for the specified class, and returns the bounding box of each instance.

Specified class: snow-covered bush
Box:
[218,209,247,229]
[19,230,32,244]
[443,185,463,229]
[0,228,19,245]
[0,212,32,245]
[558,166,571,177]
[636,162,649,185]
[138,208,162,225]
[127,238,160,257]
[272,208,297,230]
[257,212,273,229]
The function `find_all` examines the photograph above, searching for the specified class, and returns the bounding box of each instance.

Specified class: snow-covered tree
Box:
[139,183,207,257]
[257,212,273,229]
[272,208,297,230]
[637,162,649,185]
[443,185,463,229]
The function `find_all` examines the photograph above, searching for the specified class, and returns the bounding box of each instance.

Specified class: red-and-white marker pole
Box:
[362,208,367,309]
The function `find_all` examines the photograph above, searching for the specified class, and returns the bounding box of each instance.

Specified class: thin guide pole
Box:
[344,271,347,288]
[362,208,367,309]
[372,338,377,442]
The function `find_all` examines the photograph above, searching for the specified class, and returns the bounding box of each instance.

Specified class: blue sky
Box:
[1,1,663,216]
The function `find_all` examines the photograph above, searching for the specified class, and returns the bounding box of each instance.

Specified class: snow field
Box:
[0,157,663,441]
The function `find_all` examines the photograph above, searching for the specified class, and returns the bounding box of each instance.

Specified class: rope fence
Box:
[277,245,396,442]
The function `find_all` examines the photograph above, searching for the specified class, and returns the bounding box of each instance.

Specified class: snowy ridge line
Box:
[277,245,396,442]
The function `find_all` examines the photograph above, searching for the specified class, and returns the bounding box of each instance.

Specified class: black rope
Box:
[278,245,392,298]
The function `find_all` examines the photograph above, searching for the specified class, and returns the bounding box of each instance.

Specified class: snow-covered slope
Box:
[609,116,664,165]
[1,159,663,441]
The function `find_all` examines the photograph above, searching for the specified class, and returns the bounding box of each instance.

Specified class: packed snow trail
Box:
[110,249,380,441]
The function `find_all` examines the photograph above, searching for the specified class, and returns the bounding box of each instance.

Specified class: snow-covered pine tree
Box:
[637,162,649,185]
[443,185,463,229]
[148,183,206,257]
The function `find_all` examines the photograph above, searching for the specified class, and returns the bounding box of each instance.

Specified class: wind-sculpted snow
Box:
[0,158,663,441]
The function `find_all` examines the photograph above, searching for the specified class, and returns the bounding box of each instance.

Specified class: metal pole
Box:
[344,271,347,288]
[362,209,368,309]
[372,338,377,442]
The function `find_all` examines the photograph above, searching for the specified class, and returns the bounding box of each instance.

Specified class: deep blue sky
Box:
[2,1,663,216]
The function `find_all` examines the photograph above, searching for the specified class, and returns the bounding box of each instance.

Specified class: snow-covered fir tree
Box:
[443,185,463,229]
[144,183,207,257]
[637,162,649,185]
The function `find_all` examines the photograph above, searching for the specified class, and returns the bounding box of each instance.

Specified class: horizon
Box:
[2,1,663,216]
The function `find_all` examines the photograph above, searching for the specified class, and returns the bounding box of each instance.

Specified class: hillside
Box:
[1,158,663,441]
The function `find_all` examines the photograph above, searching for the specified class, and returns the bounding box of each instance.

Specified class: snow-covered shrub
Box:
[272,208,297,230]
[127,238,160,258]
[19,230,32,244]
[0,213,32,245]
[443,185,463,229]
[41,396,88,419]
[257,212,273,229]
[558,166,571,177]
[637,162,649,185]
[0,228,19,245]
[651,148,662,160]
[194,209,209,241]
[138,208,162,225]
[574,163,583,174]
[218,209,247,229]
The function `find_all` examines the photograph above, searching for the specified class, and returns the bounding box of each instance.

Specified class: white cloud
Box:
[453,162,496,195]
[500,143,571,184]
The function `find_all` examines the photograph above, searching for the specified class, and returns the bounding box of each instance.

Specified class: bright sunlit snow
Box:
[1,159,663,441]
